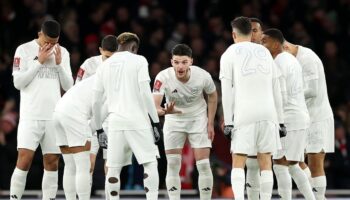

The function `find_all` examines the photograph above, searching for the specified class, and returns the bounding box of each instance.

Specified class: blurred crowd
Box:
[0,0,349,196]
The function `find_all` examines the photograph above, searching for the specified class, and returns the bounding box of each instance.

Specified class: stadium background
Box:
[0,0,349,198]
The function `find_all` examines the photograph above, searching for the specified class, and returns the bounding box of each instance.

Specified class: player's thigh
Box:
[125,129,159,165]
[306,118,334,153]
[53,112,69,148]
[17,119,44,152]
[231,123,257,155]
[106,130,132,168]
[256,121,279,154]
[163,120,187,151]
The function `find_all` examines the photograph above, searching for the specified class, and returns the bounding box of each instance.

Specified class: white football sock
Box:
[42,169,58,200]
[273,164,292,200]
[166,154,181,200]
[196,159,213,200]
[73,151,91,200]
[231,168,245,200]
[246,158,260,200]
[10,167,28,200]
[260,170,273,200]
[289,164,315,200]
[62,154,77,200]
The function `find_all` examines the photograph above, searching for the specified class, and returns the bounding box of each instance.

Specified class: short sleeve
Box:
[203,72,216,94]
[153,72,166,95]
[137,56,150,83]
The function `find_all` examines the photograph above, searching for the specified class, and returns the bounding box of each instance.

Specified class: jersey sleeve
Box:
[75,60,88,84]
[93,66,104,93]
[137,56,151,83]
[203,72,216,94]
[153,72,166,95]
[302,58,319,82]
[219,52,234,85]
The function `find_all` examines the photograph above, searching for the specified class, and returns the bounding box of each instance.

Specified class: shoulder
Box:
[59,45,70,55]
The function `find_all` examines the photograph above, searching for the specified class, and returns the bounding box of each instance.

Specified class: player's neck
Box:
[273,50,283,58]
[234,36,251,43]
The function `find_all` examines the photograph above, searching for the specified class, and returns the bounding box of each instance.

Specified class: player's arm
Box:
[55,46,73,91]
[140,81,159,123]
[219,54,234,126]
[272,62,284,124]
[75,60,89,84]
[153,94,165,116]
[303,61,319,100]
[12,46,45,90]
[277,67,288,109]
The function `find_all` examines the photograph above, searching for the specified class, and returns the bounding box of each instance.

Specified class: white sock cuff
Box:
[44,169,58,176]
[231,168,245,178]
[246,158,259,169]
[14,168,28,176]
[196,158,210,165]
[260,170,273,183]
[166,154,182,161]
[312,176,327,187]
[273,164,289,172]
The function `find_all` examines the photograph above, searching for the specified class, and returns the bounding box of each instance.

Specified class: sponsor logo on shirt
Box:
[13,57,20,71]
[153,80,162,92]
[37,66,58,79]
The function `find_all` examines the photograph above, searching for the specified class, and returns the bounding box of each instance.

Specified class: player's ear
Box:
[189,58,193,65]
[99,47,103,54]
[232,31,237,40]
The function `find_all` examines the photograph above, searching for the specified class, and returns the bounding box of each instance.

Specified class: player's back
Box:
[275,52,310,130]
[55,75,96,120]
[222,42,279,127]
[296,46,333,122]
[97,51,151,130]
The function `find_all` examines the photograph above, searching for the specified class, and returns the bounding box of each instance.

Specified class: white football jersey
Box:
[296,46,333,122]
[12,40,72,120]
[94,51,151,130]
[275,52,310,130]
[220,42,281,127]
[153,66,216,121]
[75,55,103,83]
[55,75,97,121]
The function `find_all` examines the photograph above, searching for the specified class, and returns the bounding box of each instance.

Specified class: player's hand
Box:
[279,124,287,138]
[151,122,163,145]
[223,125,234,140]
[208,124,215,142]
[157,107,166,116]
[38,43,54,64]
[97,129,108,149]
[164,102,182,114]
[54,44,62,65]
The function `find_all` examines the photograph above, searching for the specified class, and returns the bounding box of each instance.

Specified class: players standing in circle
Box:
[262,28,316,200]
[220,16,284,200]
[284,39,334,200]
[153,44,218,200]
[10,19,73,200]
[93,32,161,200]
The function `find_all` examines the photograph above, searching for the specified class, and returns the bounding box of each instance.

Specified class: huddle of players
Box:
[9,16,333,200]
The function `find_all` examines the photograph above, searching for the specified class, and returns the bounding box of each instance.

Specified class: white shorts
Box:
[90,120,109,156]
[306,117,334,153]
[163,117,211,150]
[273,129,306,162]
[53,112,91,147]
[231,121,280,155]
[106,129,159,168]
[17,119,60,154]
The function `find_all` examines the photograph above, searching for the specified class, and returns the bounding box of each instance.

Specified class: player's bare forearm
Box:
[207,91,218,126]
[153,94,166,116]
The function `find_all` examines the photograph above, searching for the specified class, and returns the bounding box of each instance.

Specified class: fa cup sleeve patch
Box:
[13,57,20,71]
[153,80,162,92]
[76,68,85,80]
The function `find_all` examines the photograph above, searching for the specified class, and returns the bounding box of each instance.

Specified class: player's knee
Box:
[43,154,59,171]
[196,159,211,174]
[166,154,182,174]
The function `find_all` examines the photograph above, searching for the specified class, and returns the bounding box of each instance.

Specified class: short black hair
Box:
[101,35,117,52]
[263,28,285,44]
[42,20,61,38]
[230,16,252,35]
[250,17,263,26]
[117,32,140,47]
[171,44,192,57]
